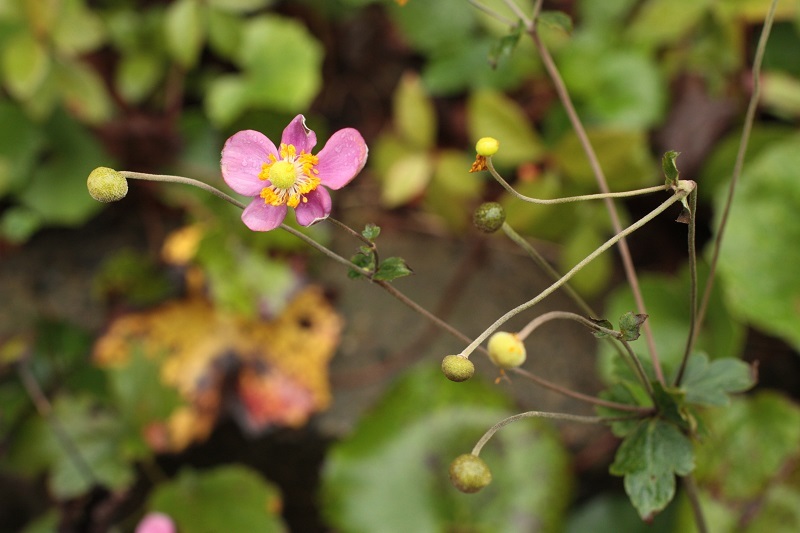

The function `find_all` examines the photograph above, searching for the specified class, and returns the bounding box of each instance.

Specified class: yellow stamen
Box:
[257,143,320,208]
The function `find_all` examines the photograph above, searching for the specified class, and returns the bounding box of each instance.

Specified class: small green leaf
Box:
[362,223,381,241]
[164,0,206,69]
[610,419,695,520]
[619,312,648,341]
[1,31,51,99]
[662,150,680,186]
[650,381,689,430]
[679,353,754,407]
[488,23,522,69]
[590,318,614,338]
[150,465,285,532]
[536,11,573,34]
[347,251,375,280]
[374,256,413,282]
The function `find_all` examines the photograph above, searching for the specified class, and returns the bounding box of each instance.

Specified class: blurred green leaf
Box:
[552,128,657,189]
[322,365,572,533]
[51,0,106,55]
[693,392,800,501]
[610,418,694,520]
[626,0,711,49]
[488,22,523,69]
[467,89,544,167]
[150,465,286,533]
[380,153,433,208]
[1,31,50,99]
[206,7,244,58]
[679,353,754,407]
[425,150,484,231]
[760,70,800,120]
[389,0,475,53]
[165,0,206,69]
[205,74,250,126]
[55,58,113,123]
[208,0,274,12]
[0,100,43,196]
[0,205,42,243]
[116,52,165,104]
[394,72,436,150]
[537,11,573,34]
[567,494,675,533]
[92,249,173,307]
[715,133,800,352]
[560,219,613,297]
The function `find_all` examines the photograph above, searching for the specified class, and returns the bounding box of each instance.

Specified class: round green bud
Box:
[441,355,475,382]
[449,453,492,493]
[487,331,526,369]
[475,137,499,157]
[473,202,505,233]
[87,167,128,203]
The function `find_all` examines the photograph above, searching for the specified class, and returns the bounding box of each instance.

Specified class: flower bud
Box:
[449,453,492,493]
[475,137,499,157]
[87,167,128,203]
[473,202,505,233]
[487,331,526,369]
[441,355,475,382]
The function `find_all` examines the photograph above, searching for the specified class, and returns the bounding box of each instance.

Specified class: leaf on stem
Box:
[678,352,755,407]
[374,256,413,282]
[619,312,648,341]
[488,23,522,69]
[536,11,574,34]
[362,223,381,241]
[589,318,614,338]
[662,150,680,187]
[610,419,695,520]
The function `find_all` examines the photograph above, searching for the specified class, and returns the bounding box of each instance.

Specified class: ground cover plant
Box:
[1,0,800,531]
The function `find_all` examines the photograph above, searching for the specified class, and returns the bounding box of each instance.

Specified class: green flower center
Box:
[268,160,297,189]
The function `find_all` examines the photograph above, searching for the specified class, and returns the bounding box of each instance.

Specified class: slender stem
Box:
[327,217,380,268]
[526,4,663,383]
[683,475,709,533]
[459,188,692,359]
[501,0,532,26]
[675,188,698,386]
[278,223,373,276]
[508,367,652,413]
[515,311,654,399]
[697,0,778,335]
[488,159,670,204]
[472,410,644,456]
[467,0,516,25]
[121,171,247,210]
[17,362,98,487]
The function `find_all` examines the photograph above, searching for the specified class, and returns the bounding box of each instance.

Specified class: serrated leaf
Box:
[679,353,754,406]
[597,382,652,438]
[164,0,206,69]
[536,11,573,34]
[149,465,285,532]
[362,223,381,241]
[619,312,648,341]
[610,419,694,520]
[322,365,572,533]
[374,256,413,281]
[662,150,680,186]
[394,72,436,149]
[590,318,614,338]
[650,381,689,430]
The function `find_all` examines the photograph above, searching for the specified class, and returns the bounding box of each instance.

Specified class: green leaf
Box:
[362,223,381,241]
[618,312,648,342]
[488,23,523,69]
[116,52,165,104]
[374,256,413,282]
[715,133,800,352]
[560,219,613,297]
[626,0,712,49]
[347,250,374,280]
[679,353,754,407]
[206,7,243,59]
[207,0,274,13]
[1,31,51,99]
[536,11,573,34]
[590,318,614,338]
[425,149,484,231]
[164,0,206,69]
[467,89,544,167]
[204,74,249,127]
[380,153,433,208]
[150,465,286,533]
[54,58,113,124]
[237,15,323,113]
[322,365,572,533]
[650,382,689,430]
[0,101,43,197]
[610,419,694,520]
[393,72,436,150]
[661,150,680,187]
[51,0,106,55]
[597,382,652,438]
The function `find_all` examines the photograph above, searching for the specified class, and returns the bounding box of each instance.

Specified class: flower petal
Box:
[294,186,332,226]
[281,115,317,153]
[221,130,278,196]
[242,198,287,231]
[314,128,368,190]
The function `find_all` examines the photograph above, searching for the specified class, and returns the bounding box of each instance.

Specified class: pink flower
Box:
[221,115,368,231]
[135,512,175,533]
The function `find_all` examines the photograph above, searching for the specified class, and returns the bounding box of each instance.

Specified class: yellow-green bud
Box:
[87,167,128,203]
[487,331,526,369]
[449,454,492,493]
[441,355,475,382]
[475,137,499,157]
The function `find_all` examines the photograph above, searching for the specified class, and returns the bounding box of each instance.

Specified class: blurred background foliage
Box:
[1,0,800,531]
